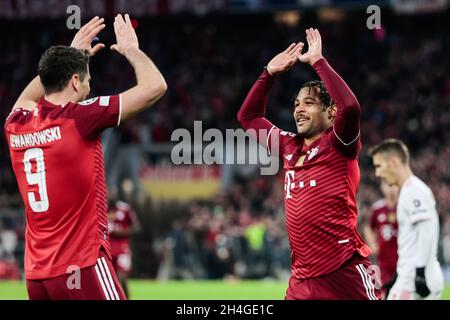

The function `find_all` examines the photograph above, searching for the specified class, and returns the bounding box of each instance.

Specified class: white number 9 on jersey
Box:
[23,148,49,212]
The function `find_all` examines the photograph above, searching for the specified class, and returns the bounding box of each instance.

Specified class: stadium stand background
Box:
[1,0,449,281]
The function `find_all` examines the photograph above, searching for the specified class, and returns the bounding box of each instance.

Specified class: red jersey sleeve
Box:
[312,59,361,157]
[237,70,295,156]
[70,95,122,140]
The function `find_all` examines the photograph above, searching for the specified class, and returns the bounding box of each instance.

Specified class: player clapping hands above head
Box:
[5,15,166,300]
[238,28,380,300]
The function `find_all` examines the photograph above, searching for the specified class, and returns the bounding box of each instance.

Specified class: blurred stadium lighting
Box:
[391,0,448,14]
[317,7,347,23]
[274,11,301,27]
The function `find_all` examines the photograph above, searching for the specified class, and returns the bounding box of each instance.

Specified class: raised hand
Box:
[266,42,304,76]
[298,28,324,66]
[110,14,139,57]
[70,16,106,56]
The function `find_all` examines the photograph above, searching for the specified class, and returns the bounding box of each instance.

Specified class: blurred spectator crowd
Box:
[1,10,450,279]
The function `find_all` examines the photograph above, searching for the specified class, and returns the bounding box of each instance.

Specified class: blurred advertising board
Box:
[140,163,222,201]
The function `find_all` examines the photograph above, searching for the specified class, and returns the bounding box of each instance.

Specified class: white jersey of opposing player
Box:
[390,175,444,299]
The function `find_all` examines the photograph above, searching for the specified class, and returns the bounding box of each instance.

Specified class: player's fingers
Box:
[311,28,318,42]
[117,14,126,27]
[297,42,304,55]
[292,45,302,59]
[312,28,319,42]
[290,42,303,57]
[91,43,105,55]
[80,16,100,33]
[110,44,119,52]
[314,29,321,42]
[307,28,313,40]
[284,43,296,54]
[113,18,121,36]
[112,20,120,41]
[291,52,299,62]
[288,57,297,67]
[114,14,121,26]
[306,30,312,46]
[82,16,99,28]
[86,17,105,33]
[124,13,133,28]
[289,43,298,55]
[87,23,105,39]
[288,44,298,57]
[114,15,123,32]
[87,16,100,26]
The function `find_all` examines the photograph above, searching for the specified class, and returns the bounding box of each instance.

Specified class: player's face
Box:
[372,153,398,185]
[293,87,330,138]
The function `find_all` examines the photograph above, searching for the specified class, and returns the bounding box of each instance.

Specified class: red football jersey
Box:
[271,127,370,279]
[238,59,371,279]
[369,199,398,284]
[4,95,121,280]
[108,201,137,254]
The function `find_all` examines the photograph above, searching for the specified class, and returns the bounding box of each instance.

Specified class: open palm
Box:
[110,14,140,57]
[298,28,324,66]
[266,42,304,76]
[70,16,106,56]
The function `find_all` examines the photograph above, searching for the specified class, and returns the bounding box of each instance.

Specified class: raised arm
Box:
[12,16,106,111]
[236,70,274,131]
[299,28,361,155]
[12,77,45,110]
[110,14,167,121]
[237,43,302,153]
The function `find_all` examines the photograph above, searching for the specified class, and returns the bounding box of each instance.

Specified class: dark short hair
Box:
[293,80,334,111]
[368,139,410,164]
[38,45,90,94]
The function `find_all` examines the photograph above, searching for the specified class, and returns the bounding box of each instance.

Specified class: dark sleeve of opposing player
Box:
[312,58,361,157]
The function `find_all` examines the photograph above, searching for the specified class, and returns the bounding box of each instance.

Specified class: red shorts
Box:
[26,249,126,300]
[286,252,382,300]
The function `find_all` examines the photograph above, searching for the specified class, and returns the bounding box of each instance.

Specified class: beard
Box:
[297,123,319,139]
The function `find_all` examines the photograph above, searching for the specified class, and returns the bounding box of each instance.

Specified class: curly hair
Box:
[293,80,334,111]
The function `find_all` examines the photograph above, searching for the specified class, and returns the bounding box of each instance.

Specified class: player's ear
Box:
[71,74,80,92]
[328,104,336,121]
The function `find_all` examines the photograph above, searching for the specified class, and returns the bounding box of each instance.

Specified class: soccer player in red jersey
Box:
[363,180,399,298]
[4,15,167,300]
[107,199,141,299]
[237,28,381,299]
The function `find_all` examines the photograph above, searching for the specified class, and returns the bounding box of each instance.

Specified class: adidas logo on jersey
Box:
[307,146,319,160]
